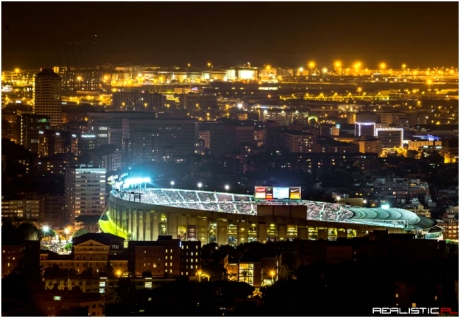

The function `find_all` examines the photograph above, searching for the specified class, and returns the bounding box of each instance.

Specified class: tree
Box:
[73,228,89,238]
[104,260,115,277]
[16,222,40,241]
[80,266,94,277]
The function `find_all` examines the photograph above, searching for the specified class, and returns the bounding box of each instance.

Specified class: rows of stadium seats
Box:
[112,189,257,214]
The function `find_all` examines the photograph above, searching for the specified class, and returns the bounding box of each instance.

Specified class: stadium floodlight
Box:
[124,177,151,188]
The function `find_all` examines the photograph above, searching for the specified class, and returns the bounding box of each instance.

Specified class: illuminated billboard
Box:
[254,186,301,200]
[273,187,289,199]
[289,187,301,200]
[254,186,267,199]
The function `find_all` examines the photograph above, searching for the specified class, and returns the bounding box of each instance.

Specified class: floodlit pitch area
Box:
[99,188,436,244]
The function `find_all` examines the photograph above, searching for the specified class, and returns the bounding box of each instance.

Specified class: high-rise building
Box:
[87,111,152,148]
[33,68,62,127]
[17,114,50,154]
[355,122,376,137]
[123,118,198,164]
[376,128,404,149]
[209,121,255,157]
[65,167,106,225]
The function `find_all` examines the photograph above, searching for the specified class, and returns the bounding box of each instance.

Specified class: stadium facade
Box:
[99,188,437,245]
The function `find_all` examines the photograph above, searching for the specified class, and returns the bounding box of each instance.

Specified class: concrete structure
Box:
[209,121,254,157]
[123,118,198,164]
[65,167,106,225]
[33,68,62,127]
[1,198,40,220]
[99,188,437,245]
[17,114,50,154]
[352,137,382,154]
[376,128,404,148]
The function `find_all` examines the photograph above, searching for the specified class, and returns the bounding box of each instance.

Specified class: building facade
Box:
[65,167,106,225]
[33,68,62,127]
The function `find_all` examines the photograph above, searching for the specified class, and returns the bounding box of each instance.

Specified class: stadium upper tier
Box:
[111,188,428,229]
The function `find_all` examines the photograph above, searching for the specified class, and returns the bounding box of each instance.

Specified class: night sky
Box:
[2,2,458,69]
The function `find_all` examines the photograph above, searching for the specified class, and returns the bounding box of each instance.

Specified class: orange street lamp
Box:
[270,270,275,283]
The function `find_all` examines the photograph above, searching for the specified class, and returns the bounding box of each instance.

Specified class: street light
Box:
[197,182,203,190]
[171,181,175,189]
[64,228,70,241]
[43,225,50,243]
[225,185,229,192]
[197,270,202,282]
[270,270,275,283]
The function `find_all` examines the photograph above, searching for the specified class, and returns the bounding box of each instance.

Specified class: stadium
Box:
[99,183,438,245]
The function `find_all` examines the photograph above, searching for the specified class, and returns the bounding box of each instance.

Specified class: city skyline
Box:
[2,2,458,69]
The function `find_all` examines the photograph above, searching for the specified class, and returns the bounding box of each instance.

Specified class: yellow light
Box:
[266,65,271,70]
[379,62,386,70]
[322,67,328,74]
[14,68,20,73]
[299,67,304,72]
[334,61,342,68]
[77,76,82,81]
[308,61,316,69]
[116,270,122,276]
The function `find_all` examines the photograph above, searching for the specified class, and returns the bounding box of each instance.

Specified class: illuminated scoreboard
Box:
[254,186,301,200]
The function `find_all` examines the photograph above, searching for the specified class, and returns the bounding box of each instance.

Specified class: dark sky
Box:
[2,2,458,69]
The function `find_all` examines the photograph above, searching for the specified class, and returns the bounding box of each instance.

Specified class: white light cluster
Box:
[124,177,151,187]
